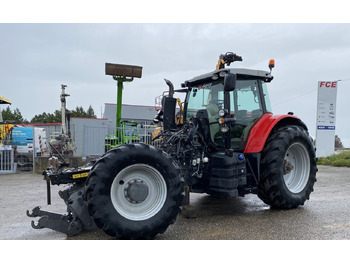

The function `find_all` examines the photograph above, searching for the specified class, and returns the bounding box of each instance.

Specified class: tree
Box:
[31,110,61,123]
[70,105,96,118]
[30,106,96,123]
[31,112,51,123]
[53,110,62,122]
[1,106,12,120]
[335,135,344,149]
[13,108,24,122]
[86,105,97,118]
[71,106,87,117]
[1,106,25,123]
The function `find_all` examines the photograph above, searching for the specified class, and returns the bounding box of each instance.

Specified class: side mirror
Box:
[224,73,236,92]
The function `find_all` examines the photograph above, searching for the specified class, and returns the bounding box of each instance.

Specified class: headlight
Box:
[218,109,226,117]
[219,71,227,77]
[211,74,219,80]
[220,125,229,133]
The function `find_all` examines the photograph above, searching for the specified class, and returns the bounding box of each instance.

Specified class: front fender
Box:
[244,113,307,153]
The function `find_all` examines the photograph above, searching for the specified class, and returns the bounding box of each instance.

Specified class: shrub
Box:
[317,151,350,167]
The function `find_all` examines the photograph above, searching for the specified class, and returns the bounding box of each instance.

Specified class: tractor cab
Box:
[182,66,273,151]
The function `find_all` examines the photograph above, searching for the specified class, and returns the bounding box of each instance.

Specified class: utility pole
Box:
[60,84,70,134]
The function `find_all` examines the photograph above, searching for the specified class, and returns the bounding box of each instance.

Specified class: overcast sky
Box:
[1,22,350,146]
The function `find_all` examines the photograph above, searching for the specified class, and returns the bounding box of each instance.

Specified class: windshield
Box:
[186,79,265,121]
[186,79,224,121]
[185,78,267,150]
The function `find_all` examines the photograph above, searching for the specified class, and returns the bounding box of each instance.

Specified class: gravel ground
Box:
[0,165,350,240]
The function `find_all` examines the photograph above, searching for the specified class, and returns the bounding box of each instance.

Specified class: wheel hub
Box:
[283,160,294,175]
[124,179,149,204]
[283,142,310,193]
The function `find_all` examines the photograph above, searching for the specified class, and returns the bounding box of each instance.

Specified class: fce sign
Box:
[315,81,338,157]
[319,81,337,88]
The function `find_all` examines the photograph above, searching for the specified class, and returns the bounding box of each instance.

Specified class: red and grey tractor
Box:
[27,52,317,239]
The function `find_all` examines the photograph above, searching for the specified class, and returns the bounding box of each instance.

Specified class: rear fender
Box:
[244,113,307,153]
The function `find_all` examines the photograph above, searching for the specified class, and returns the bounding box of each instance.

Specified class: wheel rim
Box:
[110,164,167,221]
[17,156,27,166]
[283,142,310,193]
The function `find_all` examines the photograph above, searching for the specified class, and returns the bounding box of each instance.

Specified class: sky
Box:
[1,3,350,146]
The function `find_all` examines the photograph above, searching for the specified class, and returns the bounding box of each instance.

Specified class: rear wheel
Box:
[85,143,184,239]
[110,164,168,221]
[258,125,317,209]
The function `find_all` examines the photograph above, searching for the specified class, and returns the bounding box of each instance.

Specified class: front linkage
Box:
[26,159,97,236]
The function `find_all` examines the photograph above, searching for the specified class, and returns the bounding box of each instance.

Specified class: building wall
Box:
[70,117,109,156]
[103,103,157,134]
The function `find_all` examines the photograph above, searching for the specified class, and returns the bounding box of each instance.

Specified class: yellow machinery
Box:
[0,123,14,144]
[0,96,14,144]
[0,96,12,106]
[152,97,184,141]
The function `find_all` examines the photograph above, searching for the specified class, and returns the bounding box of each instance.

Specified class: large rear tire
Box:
[85,143,184,239]
[258,125,317,209]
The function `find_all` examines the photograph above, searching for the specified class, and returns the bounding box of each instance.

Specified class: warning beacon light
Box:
[269,59,275,72]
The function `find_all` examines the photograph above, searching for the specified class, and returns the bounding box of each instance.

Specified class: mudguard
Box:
[244,113,307,153]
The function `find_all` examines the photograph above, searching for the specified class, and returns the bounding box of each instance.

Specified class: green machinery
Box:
[104,63,142,151]
[105,121,140,151]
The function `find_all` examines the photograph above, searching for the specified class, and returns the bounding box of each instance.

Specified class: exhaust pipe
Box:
[163,79,176,130]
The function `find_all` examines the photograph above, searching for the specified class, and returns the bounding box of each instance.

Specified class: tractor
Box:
[27,52,317,239]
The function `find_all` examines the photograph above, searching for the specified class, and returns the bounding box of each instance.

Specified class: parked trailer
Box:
[12,127,48,168]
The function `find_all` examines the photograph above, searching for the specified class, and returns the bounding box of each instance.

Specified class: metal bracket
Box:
[27,184,97,236]
[27,206,81,236]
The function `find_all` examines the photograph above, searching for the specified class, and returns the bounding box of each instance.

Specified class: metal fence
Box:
[0,145,16,174]
[104,125,162,151]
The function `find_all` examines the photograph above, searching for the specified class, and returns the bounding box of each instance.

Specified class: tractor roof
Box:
[183,68,273,87]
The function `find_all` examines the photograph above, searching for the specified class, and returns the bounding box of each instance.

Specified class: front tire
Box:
[258,125,317,209]
[85,143,184,239]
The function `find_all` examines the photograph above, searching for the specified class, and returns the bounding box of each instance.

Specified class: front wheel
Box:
[258,125,317,209]
[85,143,184,239]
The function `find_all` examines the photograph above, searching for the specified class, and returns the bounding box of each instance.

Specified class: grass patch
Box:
[317,150,350,167]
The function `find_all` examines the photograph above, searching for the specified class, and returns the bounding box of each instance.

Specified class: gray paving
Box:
[0,165,349,240]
